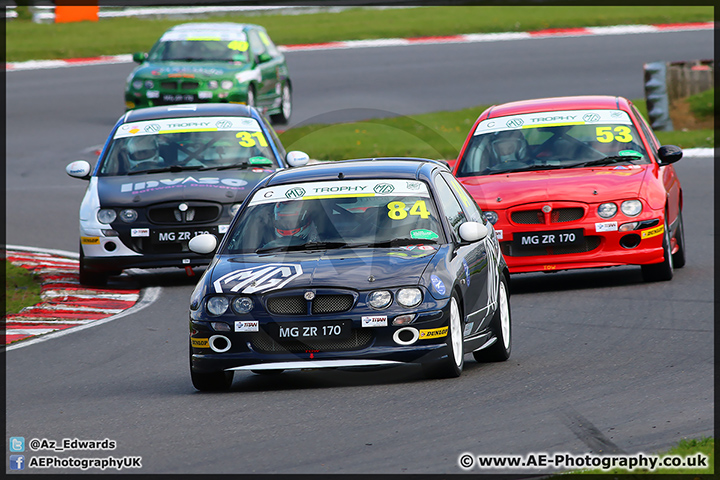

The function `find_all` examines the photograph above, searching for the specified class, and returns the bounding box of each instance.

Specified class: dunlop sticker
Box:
[191,338,210,348]
[419,326,448,340]
[641,224,664,239]
[81,236,100,245]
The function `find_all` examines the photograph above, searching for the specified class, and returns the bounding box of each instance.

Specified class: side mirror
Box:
[132,52,147,64]
[66,160,92,180]
[189,234,218,255]
[256,52,272,64]
[458,221,488,243]
[286,151,310,167]
[657,145,683,165]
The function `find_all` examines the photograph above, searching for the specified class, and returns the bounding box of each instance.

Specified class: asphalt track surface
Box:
[5,29,714,474]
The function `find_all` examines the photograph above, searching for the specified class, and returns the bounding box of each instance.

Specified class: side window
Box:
[631,105,661,153]
[260,115,286,161]
[441,172,485,224]
[434,175,467,240]
[258,29,280,57]
[247,30,267,59]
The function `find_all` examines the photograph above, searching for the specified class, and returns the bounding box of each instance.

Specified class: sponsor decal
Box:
[411,229,439,240]
[463,258,470,286]
[475,109,633,136]
[361,315,388,328]
[285,187,306,199]
[641,224,664,239]
[373,183,395,194]
[495,229,503,240]
[235,321,259,332]
[595,221,618,232]
[543,265,557,271]
[419,326,448,339]
[506,118,524,128]
[213,263,303,294]
[114,116,261,139]
[120,176,248,193]
[81,236,100,245]
[131,228,150,237]
[619,149,642,156]
[430,274,446,295]
[407,181,422,190]
[191,338,210,348]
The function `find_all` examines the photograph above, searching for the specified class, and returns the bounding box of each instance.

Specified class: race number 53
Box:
[596,126,633,143]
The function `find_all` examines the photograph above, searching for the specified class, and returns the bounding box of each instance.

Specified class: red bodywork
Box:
[452,96,683,274]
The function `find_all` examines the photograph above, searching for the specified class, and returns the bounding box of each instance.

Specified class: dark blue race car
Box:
[187,158,512,391]
[66,103,308,286]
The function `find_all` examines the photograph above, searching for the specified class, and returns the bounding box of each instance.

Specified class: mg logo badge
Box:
[285,188,306,199]
[506,118,524,128]
[144,124,161,133]
[213,264,303,294]
[374,183,395,194]
[583,113,601,123]
[216,120,233,129]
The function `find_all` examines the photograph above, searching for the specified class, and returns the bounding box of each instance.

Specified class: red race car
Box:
[453,95,685,281]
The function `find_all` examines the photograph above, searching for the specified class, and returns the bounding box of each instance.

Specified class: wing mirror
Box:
[189,234,218,255]
[286,151,310,167]
[458,221,489,243]
[66,160,92,180]
[657,145,683,165]
[132,52,147,64]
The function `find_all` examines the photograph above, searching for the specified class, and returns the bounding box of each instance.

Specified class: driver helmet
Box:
[492,130,528,163]
[126,135,161,167]
[274,201,311,238]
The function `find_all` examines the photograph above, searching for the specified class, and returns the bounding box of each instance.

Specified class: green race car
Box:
[125,22,292,123]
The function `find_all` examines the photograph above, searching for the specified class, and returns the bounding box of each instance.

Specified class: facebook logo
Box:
[9,455,25,470]
[9,437,25,452]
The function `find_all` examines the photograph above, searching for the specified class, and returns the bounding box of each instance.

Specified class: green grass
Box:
[687,88,715,119]
[5,261,42,315]
[280,97,714,162]
[567,437,714,477]
[5,6,713,62]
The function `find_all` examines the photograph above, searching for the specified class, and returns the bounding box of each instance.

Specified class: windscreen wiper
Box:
[256,241,348,254]
[127,165,209,175]
[566,155,642,169]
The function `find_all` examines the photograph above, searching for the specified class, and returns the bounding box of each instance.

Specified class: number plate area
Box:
[151,227,217,244]
[513,229,584,247]
[266,320,352,340]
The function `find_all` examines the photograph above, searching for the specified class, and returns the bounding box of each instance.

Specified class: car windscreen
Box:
[148,30,250,63]
[98,116,278,176]
[456,109,650,177]
[223,179,447,254]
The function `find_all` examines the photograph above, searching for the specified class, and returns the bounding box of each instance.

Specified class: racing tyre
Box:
[671,211,686,269]
[473,275,511,362]
[641,216,674,282]
[424,292,464,379]
[79,244,108,287]
[270,82,292,124]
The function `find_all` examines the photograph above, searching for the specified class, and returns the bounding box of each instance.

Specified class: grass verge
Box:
[5,6,713,62]
[5,261,42,315]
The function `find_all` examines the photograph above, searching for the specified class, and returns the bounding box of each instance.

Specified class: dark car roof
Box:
[266,158,450,186]
[485,95,629,118]
[122,104,255,123]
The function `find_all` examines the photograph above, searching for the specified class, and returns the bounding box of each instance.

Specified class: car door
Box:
[433,173,488,337]
[247,28,280,109]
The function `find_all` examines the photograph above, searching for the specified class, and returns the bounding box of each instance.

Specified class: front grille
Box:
[147,204,220,225]
[160,81,177,90]
[266,294,355,315]
[501,237,601,257]
[251,329,373,353]
[511,210,543,224]
[511,207,585,225]
[181,81,199,90]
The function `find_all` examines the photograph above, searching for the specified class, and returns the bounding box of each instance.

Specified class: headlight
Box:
[119,209,138,223]
[483,211,499,225]
[221,80,234,90]
[207,296,229,316]
[232,297,253,314]
[144,80,154,89]
[597,203,618,219]
[97,209,117,224]
[229,203,243,217]
[396,288,422,308]
[621,200,642,217]
[208,80,219,89]
[132,80,143,90]
[368,290,392,309]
